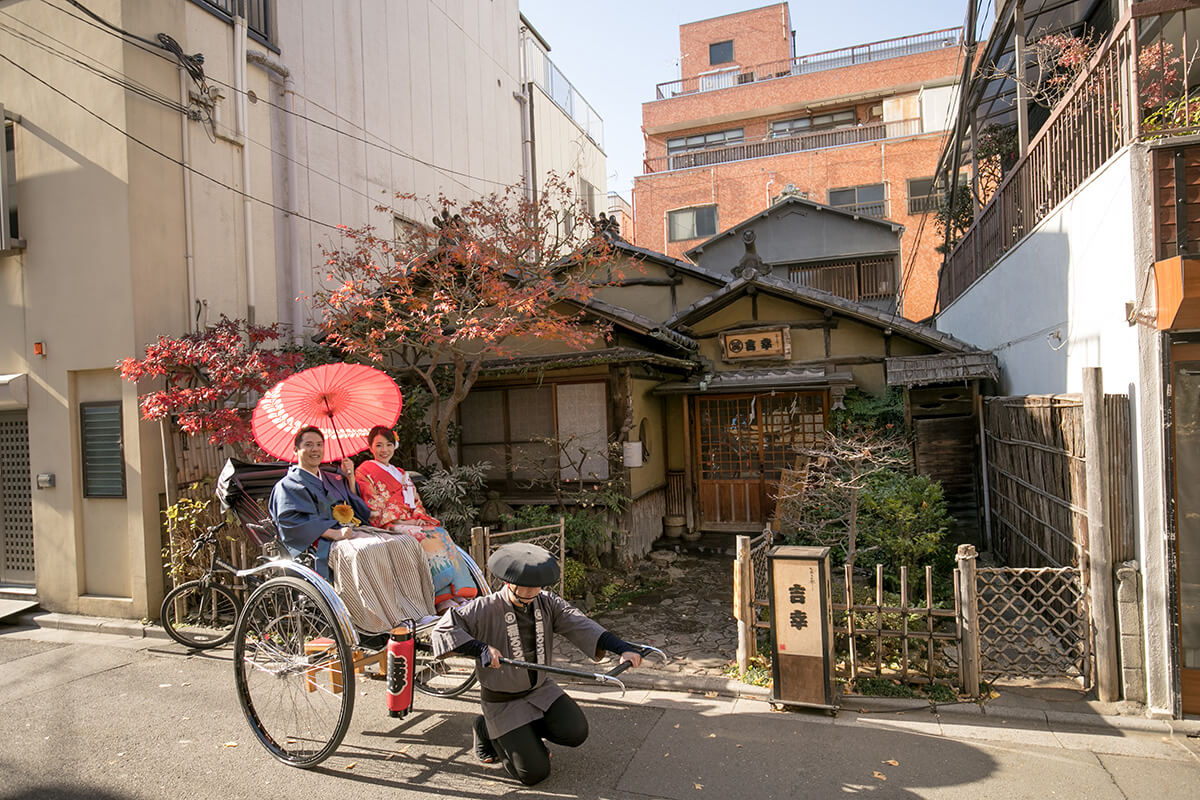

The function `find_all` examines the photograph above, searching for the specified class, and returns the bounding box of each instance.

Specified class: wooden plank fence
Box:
[982,394,1133,570]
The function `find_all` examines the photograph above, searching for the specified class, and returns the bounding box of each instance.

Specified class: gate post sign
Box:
[768,545,836,710]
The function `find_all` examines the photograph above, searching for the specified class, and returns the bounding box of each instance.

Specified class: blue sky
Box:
[518,0,980,199]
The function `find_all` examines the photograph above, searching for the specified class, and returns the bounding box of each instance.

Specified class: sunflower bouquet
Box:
[331,503,361,526]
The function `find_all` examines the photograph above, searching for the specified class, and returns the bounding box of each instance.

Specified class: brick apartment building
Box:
[632,3,963,321]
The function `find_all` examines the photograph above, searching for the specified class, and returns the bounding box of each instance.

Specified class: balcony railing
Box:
[938,13,1151,310]
[525,40,604,149]
[833,201,888,219]
[655,27,963,100]
[790,257,897,303]
[645,119,923,174]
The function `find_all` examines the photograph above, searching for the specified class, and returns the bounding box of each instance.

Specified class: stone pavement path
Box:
[558,551,738,678]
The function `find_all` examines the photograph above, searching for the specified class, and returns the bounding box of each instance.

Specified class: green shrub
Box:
[419,462,490,544]
[857,470,955,594]
[503,505,610,565]
[562,557,586,599]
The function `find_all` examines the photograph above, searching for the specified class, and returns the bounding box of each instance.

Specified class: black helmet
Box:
[488,543,560,588]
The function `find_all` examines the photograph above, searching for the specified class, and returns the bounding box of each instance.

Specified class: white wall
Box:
[919,83,958,133]
[938,148,1139,396]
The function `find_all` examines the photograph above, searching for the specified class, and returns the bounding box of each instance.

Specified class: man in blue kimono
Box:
[268,426,371,581]
[268,426,436,633]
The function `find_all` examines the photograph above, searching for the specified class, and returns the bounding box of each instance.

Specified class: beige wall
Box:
[529,83,606,213]
[628,377,666,497]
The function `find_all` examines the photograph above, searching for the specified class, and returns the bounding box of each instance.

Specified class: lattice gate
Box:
[0,411,35,586]
[976,566,1091,684]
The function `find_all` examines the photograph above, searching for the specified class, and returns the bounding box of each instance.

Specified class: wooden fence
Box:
[982,394,1133,570]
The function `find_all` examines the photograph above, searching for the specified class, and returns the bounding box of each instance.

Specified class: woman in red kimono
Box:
[356,426,478,612]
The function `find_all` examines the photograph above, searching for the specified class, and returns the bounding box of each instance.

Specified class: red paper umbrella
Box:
[251,363,402,462]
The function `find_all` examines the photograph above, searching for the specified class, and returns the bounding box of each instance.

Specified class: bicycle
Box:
[159,520,255,649]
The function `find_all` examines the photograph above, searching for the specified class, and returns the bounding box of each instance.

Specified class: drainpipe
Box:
[179,68,198,331]
[516,28,534,202]
[248,50,301,344]
[234,8,256,323]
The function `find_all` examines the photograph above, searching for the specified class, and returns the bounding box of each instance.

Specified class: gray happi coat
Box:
[431,591,605,739]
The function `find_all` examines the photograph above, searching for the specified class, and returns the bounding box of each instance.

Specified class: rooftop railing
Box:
[526,40,604,149]
[654,27,963,100]
[643,119,923,174]
[936,8,1195,311]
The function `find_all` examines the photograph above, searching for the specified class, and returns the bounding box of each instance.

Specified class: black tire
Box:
[233,576,354,768]
[412,624,477,698]
[160,580,240,650]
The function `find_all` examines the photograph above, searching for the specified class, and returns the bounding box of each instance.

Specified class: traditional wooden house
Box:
[459,211,993,556]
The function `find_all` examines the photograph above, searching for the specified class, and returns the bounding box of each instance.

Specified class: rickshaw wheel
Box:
[234,576,354,768]
[413,625,477,698]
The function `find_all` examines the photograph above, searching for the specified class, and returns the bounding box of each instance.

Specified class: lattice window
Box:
[698,396,758,480]
[759,393,826,476]
[0,412,34,584]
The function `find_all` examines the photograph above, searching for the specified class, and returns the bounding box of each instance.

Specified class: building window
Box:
[828,183,886,218]
[2,112,18,247]
[459,383,610,488]
[907,177,943,215]
[667,128,744,157]
[190,1,275,48]
[667,205,718,242]
[709,40,734,65]
[770,117,811,137]
[771,110,856,138]
[578,177,597,218]
[81,402,125,498]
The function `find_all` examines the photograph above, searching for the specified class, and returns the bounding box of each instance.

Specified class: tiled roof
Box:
[684,194,904,260]
[654,367,856,395]
[885,352,999,387]
[480,346,696,374]
[667,274,977,354]
[577,295,699,352]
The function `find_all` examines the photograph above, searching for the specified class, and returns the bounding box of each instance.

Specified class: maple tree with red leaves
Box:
[314,176,624,468]
[118,316,302,460]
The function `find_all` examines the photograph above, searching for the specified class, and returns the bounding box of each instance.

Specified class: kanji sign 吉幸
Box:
[719,327,790,361]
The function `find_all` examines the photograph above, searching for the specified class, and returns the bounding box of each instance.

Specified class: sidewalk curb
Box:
[843,694,1200,735]
[11,610,170,641]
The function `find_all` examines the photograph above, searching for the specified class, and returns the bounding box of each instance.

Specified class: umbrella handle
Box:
[321,397,347,462]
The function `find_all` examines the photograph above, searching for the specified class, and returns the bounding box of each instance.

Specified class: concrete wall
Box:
[529,83,606,211]
[937,149,1139,396]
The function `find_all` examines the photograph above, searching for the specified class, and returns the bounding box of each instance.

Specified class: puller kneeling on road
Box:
[430,543,644,786]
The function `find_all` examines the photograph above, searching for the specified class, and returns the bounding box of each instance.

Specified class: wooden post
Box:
[734,535,753,674]
[681,396,695,530]
[955,544,981,696]
[470,526,486,586]
[1083,367,1120,702]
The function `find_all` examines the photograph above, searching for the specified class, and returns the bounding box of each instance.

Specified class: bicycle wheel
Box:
[160,580,240,649]
[413,624,477,698]
[233,576,354,768]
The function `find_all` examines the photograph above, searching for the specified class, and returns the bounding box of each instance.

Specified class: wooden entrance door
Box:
[1171,343,1200,714]
[695,392,826,530]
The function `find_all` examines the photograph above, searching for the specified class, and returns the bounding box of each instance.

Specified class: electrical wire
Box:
[0,18,189,116]
[0,14,417,213]
[0,50,348,233]
[40,0,520,194]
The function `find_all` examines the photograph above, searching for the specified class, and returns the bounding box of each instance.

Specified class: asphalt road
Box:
[0,628,1198,799]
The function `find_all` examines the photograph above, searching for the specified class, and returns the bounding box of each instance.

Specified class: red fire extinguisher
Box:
[386,621,415,718]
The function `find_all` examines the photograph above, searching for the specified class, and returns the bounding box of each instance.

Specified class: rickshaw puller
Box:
[430,543,643,786]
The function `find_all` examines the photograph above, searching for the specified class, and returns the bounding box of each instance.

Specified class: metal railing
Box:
[525,40,604,149]
[646,119,922,174]
[937,8,1198,310]
[655,27,962,100]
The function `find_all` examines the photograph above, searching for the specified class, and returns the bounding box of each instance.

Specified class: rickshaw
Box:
[214,459,482,767]
[211,459,650,769]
